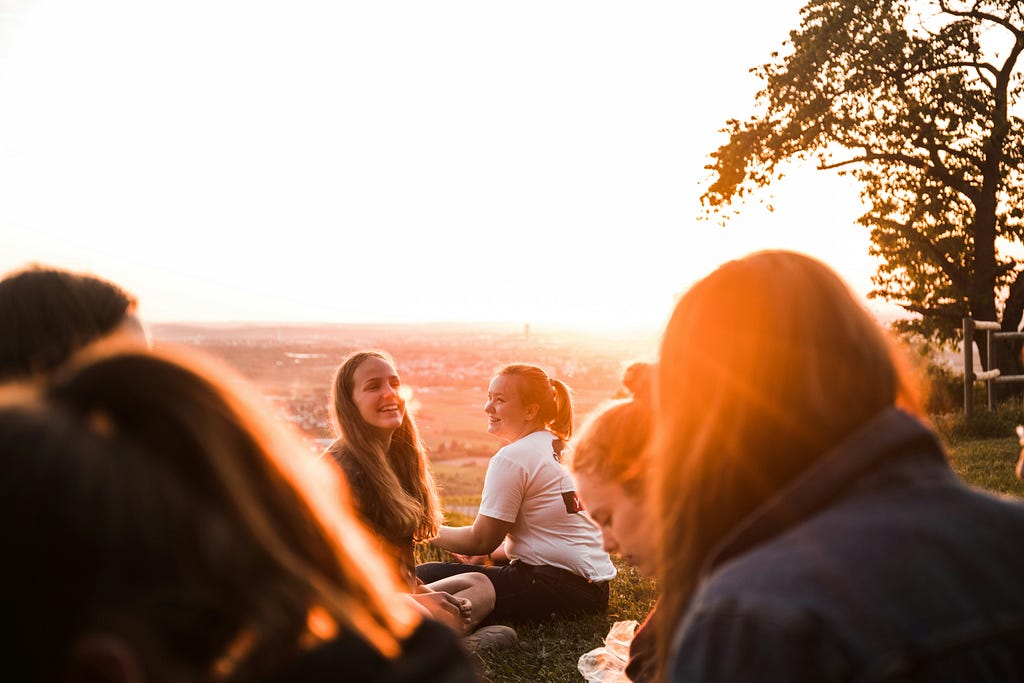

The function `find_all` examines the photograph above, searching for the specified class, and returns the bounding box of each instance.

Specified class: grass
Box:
[946,435,1023,497]
[415,542,657,683]
[935,404,1024,497]
[473,560,656,683]
[416,510,659,683]
[420,423,1024,683]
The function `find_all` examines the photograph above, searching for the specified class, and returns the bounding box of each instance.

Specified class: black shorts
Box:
[416,560,610,625]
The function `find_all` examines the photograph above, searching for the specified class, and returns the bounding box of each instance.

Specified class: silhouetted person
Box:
[0,264,148,381]
[0,348,476,682]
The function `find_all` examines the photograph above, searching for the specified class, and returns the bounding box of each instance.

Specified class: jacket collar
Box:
[700,407,947,577]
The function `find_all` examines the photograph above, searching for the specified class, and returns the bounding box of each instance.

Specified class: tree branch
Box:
[938,0,1024,39]
[899,303,968,319]
[920,133,982,204]
[908,60,1000,80]
[819,152,928,171]
[873,214,971,294]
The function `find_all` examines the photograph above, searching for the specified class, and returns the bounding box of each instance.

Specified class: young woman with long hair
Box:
[651,250,1024,680]
[416,363,616,624]
[324,350,508,648]
[0,347,475,682]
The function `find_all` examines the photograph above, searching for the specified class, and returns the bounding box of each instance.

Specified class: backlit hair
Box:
[0,264,137,381]
[650,250,921,666]
[569,362,653,497]
[496,363,575,442]
[326,351,441,545]
[0,348,416,681]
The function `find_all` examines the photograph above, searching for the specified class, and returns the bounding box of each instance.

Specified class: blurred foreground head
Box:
[0,349,416,682]
[651,251,919,619]
[0,264,147,381]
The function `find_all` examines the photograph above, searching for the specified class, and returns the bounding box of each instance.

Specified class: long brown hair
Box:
[326,350,441,544]
[0,347,417,681]
[651,250,920,665]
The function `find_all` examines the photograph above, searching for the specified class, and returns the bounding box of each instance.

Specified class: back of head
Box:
[0,265,137,381]
[570,362,653,496]
[497,363,575,442]
[0,348,415,681]
[620,361,653,404]
[651,250,920,658]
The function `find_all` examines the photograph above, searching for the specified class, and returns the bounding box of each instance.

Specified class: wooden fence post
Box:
[964,318,974,419]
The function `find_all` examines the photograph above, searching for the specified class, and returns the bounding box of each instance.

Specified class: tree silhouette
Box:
[703,0,1024,370]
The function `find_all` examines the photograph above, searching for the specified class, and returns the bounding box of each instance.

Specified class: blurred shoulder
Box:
[272,619,478,683]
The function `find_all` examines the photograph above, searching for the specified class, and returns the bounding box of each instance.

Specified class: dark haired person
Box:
[0,348,476,682]
[0,264,147,380]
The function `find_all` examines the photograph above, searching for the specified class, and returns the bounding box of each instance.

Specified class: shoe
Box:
[461,625,518,653]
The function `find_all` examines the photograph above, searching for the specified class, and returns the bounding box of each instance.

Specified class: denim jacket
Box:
[668,408,1024,682]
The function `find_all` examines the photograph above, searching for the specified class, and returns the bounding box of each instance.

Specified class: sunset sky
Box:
[0,1,901,332]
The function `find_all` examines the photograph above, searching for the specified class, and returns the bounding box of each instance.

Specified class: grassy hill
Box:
[154,324,1024,682]
[428,430,1024,683]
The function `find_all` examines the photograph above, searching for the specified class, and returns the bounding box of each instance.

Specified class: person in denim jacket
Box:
[650,250,1024,682]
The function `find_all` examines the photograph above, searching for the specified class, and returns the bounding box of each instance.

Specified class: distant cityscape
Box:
[151,321,658,458]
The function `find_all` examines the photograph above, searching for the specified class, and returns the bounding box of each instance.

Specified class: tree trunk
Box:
[970,119,1002,370]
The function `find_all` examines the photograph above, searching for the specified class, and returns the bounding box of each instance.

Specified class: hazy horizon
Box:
[0,1,905,333]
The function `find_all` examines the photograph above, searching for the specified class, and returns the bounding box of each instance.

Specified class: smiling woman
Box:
[321,349,504,646]
[325,351,440,566]
[417,363,616,624]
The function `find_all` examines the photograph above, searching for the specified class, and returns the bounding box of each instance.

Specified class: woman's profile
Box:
[417,363,616,624]
[651,250,1024,681]
[570,361,658,682]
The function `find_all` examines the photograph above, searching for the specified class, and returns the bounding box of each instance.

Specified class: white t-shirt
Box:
[478,430,617,582]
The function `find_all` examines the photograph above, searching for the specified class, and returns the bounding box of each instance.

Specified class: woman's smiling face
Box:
[484,373,538,443]
[351,355,405,434]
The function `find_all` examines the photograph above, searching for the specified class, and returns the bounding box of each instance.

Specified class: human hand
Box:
[450,553,490,565]
[413,591,472,632]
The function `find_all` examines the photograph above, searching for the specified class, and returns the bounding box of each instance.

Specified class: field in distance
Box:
[151,321,658,464]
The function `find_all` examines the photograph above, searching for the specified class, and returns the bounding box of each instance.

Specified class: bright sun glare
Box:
[0,1,898,332]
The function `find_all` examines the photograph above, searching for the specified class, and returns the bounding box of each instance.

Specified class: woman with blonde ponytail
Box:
[418,363,615,624]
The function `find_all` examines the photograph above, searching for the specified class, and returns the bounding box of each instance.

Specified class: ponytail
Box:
[496,364,575,441]
[548,378,574,442]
